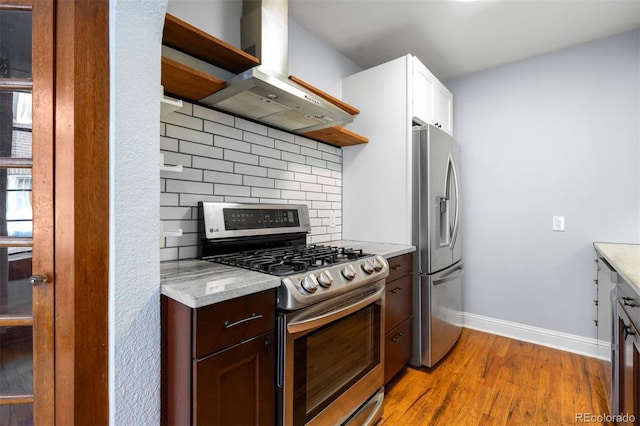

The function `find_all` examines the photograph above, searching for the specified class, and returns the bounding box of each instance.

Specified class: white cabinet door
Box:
[412,57,453,135]
[435,82,453,135]
[411,58,435,126]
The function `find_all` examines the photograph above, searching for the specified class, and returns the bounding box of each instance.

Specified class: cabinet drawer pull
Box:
[622,297,638,307]
[391,333,405,343]
[224,313,263,329]
[390,265,402,270]
[391,287,403,294]
[623,323,636,340]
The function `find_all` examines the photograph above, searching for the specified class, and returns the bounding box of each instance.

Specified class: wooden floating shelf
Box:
[289,75,360,116]
[288,75,367,147]
[163,13,260,74]
[303,126,368,147]
[160,13,368,148]
[161,57,225,101]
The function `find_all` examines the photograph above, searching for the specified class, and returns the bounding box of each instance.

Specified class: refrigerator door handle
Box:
[432,265,464,286]
[449,156,461,250]
[438,196,450,247]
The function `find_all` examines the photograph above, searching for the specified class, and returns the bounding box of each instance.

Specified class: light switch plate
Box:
[552,216,565,232]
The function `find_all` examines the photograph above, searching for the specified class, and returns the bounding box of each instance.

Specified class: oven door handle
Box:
[287,286,384,334]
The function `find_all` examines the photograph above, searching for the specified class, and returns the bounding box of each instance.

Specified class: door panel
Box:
[418,125,453,273]
[420,264,463,367]
[0,1,55,424]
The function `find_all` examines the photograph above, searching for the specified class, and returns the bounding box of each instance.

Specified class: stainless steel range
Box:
[198,202,388,426]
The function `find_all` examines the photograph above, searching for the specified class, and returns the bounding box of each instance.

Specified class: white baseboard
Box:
[462,311,611,361]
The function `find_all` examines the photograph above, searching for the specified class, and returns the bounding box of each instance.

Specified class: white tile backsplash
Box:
[160,100,343,261]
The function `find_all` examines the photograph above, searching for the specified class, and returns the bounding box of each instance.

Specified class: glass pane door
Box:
[0,6,40,425]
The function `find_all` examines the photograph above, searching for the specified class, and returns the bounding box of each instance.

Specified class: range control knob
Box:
[317,271,334,288]
[361,260,374,274]
[341,264,357,281]
[371,257,383,271]
[301,274,319,293]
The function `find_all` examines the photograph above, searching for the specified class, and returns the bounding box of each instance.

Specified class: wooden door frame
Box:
[54,0,109,424]
[31,0,55,423]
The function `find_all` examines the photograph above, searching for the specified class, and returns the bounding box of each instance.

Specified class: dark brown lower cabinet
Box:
[384,253,414,383]
[162,289,275,426]
[384,318,412,383]
[194,331,274,425]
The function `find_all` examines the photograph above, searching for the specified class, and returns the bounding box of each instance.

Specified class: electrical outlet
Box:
[552,216,565,232]
[329,210,336,228]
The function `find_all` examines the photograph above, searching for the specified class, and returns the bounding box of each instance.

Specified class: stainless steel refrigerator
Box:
[410,124,463,368]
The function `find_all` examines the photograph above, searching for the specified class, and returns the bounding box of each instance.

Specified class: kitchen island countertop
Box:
[594,242,640,293]
[160,240,415,308]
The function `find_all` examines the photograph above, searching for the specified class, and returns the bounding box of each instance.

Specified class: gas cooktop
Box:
[205,244,372,277]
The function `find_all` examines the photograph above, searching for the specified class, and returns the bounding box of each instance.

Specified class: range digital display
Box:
[223,208,300,230]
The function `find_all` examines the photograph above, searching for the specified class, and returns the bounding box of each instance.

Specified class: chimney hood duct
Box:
[199,0,355,134]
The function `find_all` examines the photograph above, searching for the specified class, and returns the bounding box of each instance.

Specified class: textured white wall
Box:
[446,30,640,339]
[109,1,167,424]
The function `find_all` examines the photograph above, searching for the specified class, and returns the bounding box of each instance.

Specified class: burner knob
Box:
[361,260,374,274]
[371,257,383,271]
[341,264,357,281]
[318,271,334,288]
[301,274,319,293]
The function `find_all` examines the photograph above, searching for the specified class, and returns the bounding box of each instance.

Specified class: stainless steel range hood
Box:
[199,0,355,134]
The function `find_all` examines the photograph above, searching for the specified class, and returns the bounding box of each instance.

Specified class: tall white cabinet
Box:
[341,54,453,244]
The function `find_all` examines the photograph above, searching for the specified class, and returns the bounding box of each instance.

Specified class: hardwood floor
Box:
[380,328,612,425]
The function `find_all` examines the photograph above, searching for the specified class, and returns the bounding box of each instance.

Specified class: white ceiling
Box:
[289,0,640,81]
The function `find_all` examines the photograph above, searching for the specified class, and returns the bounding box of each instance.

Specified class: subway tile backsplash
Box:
[160,101,343,261]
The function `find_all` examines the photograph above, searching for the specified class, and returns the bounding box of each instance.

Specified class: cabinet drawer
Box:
[385,274,412,331]
[618,280,640,331]
[194,289,275,358]
[387,253,413,282]
[384,318,412,384]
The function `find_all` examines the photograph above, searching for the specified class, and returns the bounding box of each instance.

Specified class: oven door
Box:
[278,281,385,426]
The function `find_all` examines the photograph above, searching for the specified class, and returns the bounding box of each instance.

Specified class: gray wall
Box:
[446,29,640,339]
[288,19,362,98]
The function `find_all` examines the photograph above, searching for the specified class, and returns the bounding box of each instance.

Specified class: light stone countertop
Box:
[594,242,640,293]
[327,240,416,259]
[160,240,416,308]
[160,259,281,308]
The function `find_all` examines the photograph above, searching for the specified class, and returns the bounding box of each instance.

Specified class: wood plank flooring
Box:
[380,328,612,425]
